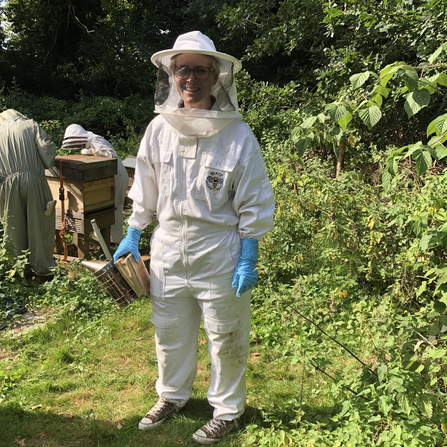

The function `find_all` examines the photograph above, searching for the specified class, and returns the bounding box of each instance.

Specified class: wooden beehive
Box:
[45,155,118,257]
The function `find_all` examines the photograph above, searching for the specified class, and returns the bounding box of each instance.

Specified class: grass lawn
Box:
[0,294,323,447]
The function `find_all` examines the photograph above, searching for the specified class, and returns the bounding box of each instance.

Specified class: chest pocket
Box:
[195,152,237,205]
[150,149,172,197]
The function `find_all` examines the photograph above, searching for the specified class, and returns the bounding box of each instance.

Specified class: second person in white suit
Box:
[62,124,129,244]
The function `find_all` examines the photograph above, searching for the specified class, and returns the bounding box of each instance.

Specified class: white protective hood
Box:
[62,124,90,149]
[0,109,28,127]
[62,124,117,158]
[151,31,243,138]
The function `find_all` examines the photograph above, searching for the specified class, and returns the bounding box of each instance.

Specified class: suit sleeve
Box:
[127,126,158,230]
[232,128,275,240]
[34,122,56,169]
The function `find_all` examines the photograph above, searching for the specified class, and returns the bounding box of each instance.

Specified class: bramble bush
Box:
[240,50,447,443]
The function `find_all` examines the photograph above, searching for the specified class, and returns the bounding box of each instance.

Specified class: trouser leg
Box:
[151,293,202,408]
[4,202,28,260]
[25,178,56,276]
[27,200,56,276]
[201,290,251,420]
[111,203,124,244]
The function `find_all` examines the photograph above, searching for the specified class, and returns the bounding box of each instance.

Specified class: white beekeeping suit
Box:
[62,124,129,244]
[114,31,275,442]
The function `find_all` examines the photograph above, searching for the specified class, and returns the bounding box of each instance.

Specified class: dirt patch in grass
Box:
[0,345,17,361]
[5,311,49,335]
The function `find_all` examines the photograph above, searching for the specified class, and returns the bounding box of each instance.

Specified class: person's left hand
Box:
[232,260,258,297]
[232,238,259,297]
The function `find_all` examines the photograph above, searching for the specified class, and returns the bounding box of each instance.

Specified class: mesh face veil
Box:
[151,31,243,138]
[62,124,91,149]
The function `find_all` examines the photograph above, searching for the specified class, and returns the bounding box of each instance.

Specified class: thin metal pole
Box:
[91,219,112,260]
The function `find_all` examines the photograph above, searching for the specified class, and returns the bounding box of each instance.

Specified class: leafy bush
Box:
[0,87,154,158]
[0,213,117,334]
[0,218,34,329]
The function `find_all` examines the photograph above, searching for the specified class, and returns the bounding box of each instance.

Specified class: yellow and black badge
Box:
[206,171,224,192]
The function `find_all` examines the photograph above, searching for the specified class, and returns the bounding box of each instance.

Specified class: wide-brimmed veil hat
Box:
[150,31,243,138]
[151,31,242,75]
[61,124,91,150]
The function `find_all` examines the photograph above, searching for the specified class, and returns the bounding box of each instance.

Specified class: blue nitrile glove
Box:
[113,226,142,263]
[232,238,259,297]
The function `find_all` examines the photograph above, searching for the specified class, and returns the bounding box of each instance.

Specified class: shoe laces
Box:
[204,418,232,434]
[148,398,171,417]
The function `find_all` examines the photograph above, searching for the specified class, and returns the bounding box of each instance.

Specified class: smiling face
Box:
[173,53,218,110]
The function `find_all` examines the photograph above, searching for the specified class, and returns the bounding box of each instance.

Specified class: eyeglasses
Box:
[173,66,213,81]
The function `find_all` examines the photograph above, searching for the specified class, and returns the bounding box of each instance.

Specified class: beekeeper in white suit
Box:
[61,124,129,244]
[113,31,275,444]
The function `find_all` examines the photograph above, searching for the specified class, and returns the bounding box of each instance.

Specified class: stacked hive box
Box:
[45,155,117,258]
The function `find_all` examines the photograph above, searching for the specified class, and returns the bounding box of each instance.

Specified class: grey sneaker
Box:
[138,398,178,430]
[192,418,239,444]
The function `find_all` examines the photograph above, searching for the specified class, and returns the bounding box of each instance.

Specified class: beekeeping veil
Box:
[151,31,242,138]
[0,109,28,127]
[61,124,91,149]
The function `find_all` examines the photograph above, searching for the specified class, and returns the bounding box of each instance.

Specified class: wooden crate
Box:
[46,154,117,181]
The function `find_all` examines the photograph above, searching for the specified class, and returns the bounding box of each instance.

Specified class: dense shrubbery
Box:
[0,87,154,157]
[248,144,447,444]
[235,57,447,443]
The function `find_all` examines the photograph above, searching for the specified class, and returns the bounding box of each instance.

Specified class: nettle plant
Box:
[291,43,447,181]
[0,216,33,326]
[380,168,447,312]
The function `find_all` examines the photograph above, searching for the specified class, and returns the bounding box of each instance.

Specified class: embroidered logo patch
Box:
[206,171,224,192]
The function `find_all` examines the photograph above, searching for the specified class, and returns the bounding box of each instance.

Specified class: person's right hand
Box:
[113,226,142,263]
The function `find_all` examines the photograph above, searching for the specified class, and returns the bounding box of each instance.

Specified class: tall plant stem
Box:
[336,138,347,179]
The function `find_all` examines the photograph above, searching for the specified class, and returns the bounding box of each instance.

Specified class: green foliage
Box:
[291,45,447,181]
[219,0,447,89]
[41,261,115,329]
[0,215,39,329]
[0,0,238,98]
[248,74,447,442]
[3,1,447,444]
[0,212,116,334]
[250,273,447,445]
[236,72,301,142]
[0,87,153,157]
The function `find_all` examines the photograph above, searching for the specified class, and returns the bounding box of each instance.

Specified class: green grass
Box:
[0,297,318,447]
[4,259,444,446]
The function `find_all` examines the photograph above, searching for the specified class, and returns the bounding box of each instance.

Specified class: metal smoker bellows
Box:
[81,219,150,309]
[81,260,137,309]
